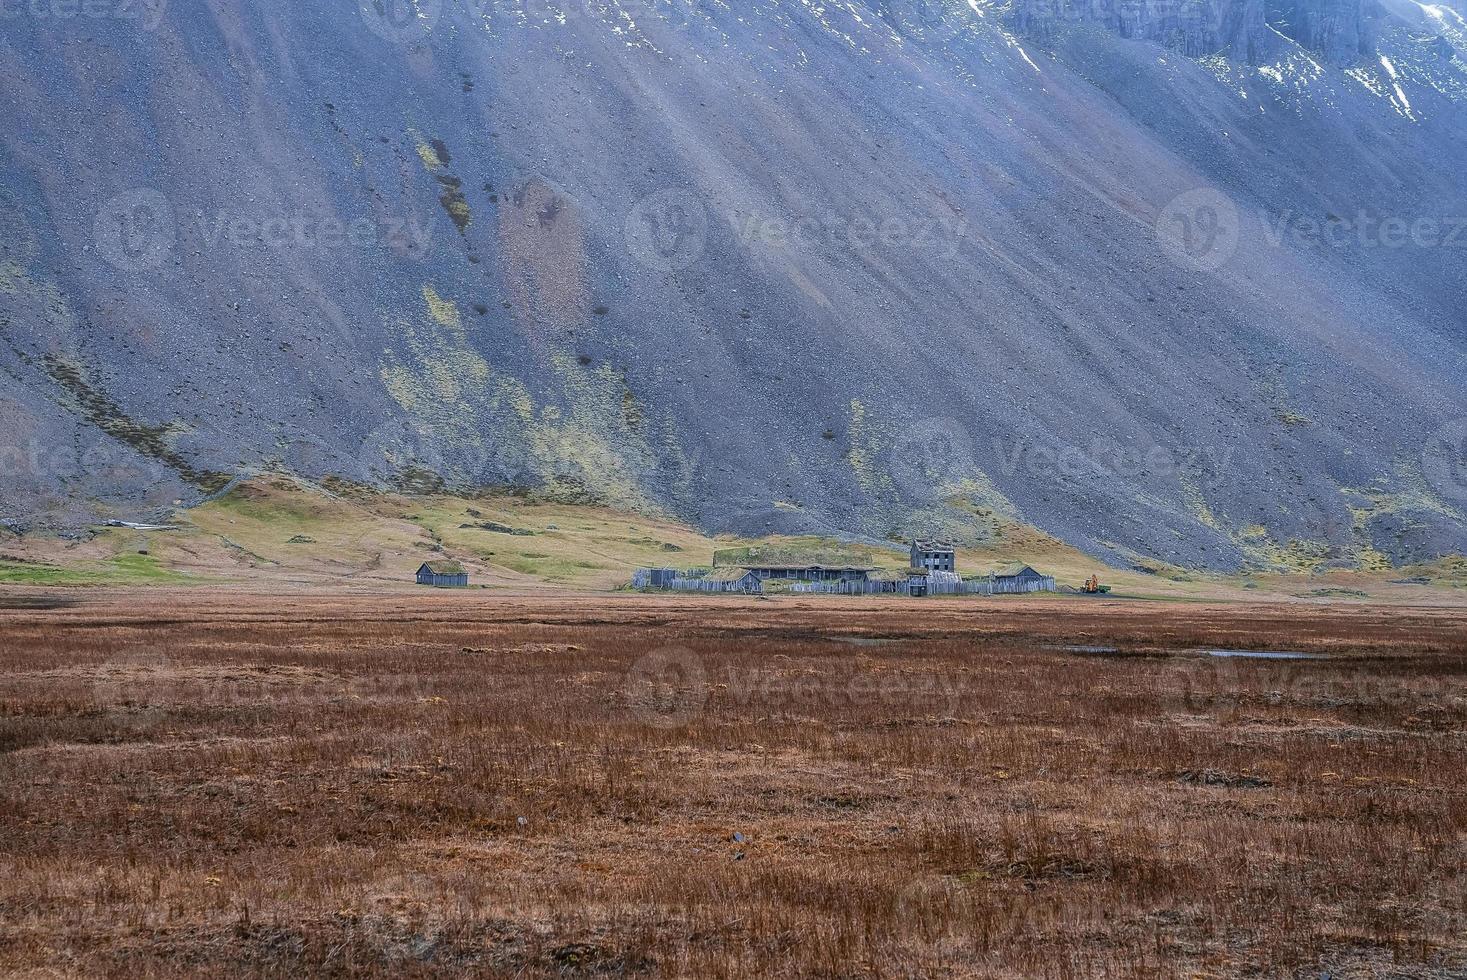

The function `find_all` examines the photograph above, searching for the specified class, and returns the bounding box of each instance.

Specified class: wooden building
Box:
[735,563,875,583]
[634,562,870,593]
[905,570,929,597]
[986,564,1056,594]
[633,546,1054,598]
[910,540,956,573]
[632,567,681,589]
[416,560,469,588]
[706,567,765,592]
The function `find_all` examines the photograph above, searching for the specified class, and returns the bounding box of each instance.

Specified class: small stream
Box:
[1205,649,1330,660]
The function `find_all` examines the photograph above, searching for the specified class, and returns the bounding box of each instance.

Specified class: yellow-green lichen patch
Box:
[1180,474,1224,534]
[841,397,1026,545]
[846,398,886,497]
[519,354,656,509]
[846,398,1016,518]
[1341,477,1465,572]
[379,309,495,432]
[437,175,473,234]
[943,475,1020,522]
[0,260,24,294]
[378,299,666,511]
[422,285,464,334]
[1180,474,1335,573]
[411,133,473,234]
[1345,497,1390,569]
[415,138,445,171]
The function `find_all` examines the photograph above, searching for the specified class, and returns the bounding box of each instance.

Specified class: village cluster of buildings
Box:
[632,541,1056,597]
[416,542,1059,597]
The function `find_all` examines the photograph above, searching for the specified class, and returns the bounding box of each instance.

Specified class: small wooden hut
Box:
[416,560,469,588]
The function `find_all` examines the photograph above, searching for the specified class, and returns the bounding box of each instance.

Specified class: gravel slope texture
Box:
[1,0,1464,570]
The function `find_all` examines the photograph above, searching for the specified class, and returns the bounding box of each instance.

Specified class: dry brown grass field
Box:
[1,590,1465,978]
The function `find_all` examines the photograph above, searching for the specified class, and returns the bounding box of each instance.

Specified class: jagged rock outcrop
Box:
[1267,0,1379,61]
[1010,0,1278,61]
[1011,0,1387,62]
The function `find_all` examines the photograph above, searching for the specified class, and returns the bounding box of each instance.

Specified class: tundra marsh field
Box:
[1,591,1464,978]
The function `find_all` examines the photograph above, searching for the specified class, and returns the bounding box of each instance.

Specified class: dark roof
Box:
[994,563,1041,579]
[706,567,759,582]
[714,543,873,568]
[735,564,876,573]
[419,560,467,575]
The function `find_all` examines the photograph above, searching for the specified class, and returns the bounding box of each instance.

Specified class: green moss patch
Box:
[43,356,231,492]
[0,554,191,586]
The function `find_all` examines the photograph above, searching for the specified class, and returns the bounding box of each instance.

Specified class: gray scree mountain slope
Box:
[0,0,1464,571]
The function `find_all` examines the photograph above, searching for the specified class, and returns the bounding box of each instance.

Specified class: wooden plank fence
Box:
[790,573,1057,596]
[987,575,1057,594]
[789,580,906,595]
[634,568,1056,596]
[664,576,760,594]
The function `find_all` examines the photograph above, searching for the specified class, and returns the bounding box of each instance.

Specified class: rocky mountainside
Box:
[0,0,1464,571]
[1011,0,1276,59]
[1010,0,1390,61]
